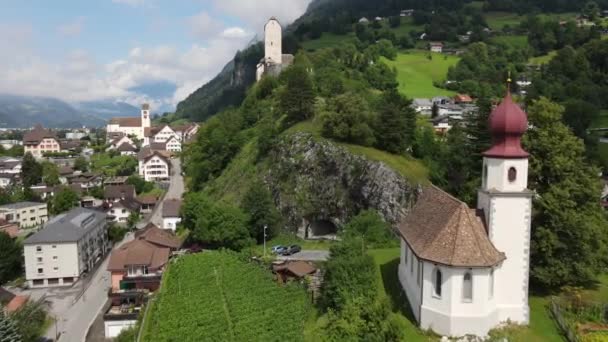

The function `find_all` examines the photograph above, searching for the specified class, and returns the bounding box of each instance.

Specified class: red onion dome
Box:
[483,92,529,159]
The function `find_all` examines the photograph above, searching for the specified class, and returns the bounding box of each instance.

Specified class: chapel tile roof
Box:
[109,117,142,127]
[397,185,505,267]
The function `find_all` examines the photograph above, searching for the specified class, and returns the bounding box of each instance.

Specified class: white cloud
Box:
[57,17,85,37]
[187,11,223,39]
[212,0,312,33]
[221,27,251,39]
[111,0,146,7]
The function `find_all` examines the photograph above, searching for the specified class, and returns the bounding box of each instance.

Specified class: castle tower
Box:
[477,90,533,325]
[141,103,151,129]
[264,17,282,65]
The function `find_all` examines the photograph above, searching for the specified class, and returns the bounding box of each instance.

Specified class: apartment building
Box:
[0,202,48,228]
[23,208,108,287]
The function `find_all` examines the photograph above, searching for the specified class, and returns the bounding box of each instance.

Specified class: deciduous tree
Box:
[0,232,22,285]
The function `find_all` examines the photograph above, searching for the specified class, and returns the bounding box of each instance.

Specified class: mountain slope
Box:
[0,94,105,128]
[74,101,140,120]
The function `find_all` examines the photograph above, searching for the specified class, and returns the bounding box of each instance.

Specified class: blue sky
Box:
[0,0,311,110]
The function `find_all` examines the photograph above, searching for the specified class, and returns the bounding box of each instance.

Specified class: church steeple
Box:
[482,90,529,159]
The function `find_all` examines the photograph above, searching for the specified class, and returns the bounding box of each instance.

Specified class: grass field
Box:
[486,12,525,30]
[491,34,528,48]
[370,248,565,342]
[529,51,558,65]
[591,110,608,129]
[382,51,459,99]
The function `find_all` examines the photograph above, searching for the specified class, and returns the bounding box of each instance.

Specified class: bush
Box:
[193,201,253,251]
[320,93,376,146]
[342,210,396,248]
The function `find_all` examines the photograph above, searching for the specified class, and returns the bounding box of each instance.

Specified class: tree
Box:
[524,98,608,288]
[181,192,212,230]
[73,156,88,172]
[241,181,280,243]
[388,16,401,28]
[21,153,42,187]
[364,63,398,90]
[108,223,128,243]
[0,232,22,285]
[193,202,253,251]
[0,310,21,342]
[51,188,79,215]
[431,103,439,118]
[320,237,377,311]
[127,212,141,231]
[279,65,316,125]
[582,1,600,21]
[10,300,47,342]
[563,99,599,138]
[126,175,154,195]
[398,35,414,49]
[41,162,60,187]
[341,210,395,248]
[374,89,416,154]
[320,93,376,146]
[442,123,476,203]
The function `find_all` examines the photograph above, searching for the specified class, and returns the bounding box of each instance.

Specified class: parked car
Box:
[282,245,301,256]
[271,245,286,254]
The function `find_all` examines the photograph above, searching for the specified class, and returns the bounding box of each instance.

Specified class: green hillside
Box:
[382,51,460,99]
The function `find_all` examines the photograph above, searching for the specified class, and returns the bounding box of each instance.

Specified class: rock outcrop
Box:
[265,133,421,238]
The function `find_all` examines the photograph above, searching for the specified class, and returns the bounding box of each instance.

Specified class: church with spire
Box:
[396,89,533,337]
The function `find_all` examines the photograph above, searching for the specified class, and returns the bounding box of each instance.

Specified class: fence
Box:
[550,297,580,342]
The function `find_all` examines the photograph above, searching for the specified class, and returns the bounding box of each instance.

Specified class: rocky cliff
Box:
[265,133,420,238]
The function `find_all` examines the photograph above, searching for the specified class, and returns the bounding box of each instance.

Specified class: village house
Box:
[66,172,103,190]
[0,287,29,314]
[429,42,444,53]
[164,135,181,153]
[106,104,151,141]
[23,208,108,287]
[358,17,369,23]
[104,176,129,187]
[0,202,48,228]
[401,9,414,17]
[106,136,136,152]
[412,98,433,115]
[272,260,317,284]
[162,199,181,231]
[117,142,137,156]
[136,195,158,214]
[0,173,17,188]
[104,185,136,203]
[138,148,171,182]
[182,123,200,142]
[104,227,178,338]
[23,124,62,159]
[453,93,473,104]
[0,156,22,174]
[106,199,140,224]
[398,92,533,337]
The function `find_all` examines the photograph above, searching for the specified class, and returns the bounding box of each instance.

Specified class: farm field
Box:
[529,50,558,65]
[491,35,528,49]
[382,51,460,99]
[141,251,311,342]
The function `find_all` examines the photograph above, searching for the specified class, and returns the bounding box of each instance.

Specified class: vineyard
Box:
[140,251,311,341]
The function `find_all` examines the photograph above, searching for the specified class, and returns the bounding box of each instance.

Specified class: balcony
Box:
[103,304,142,321]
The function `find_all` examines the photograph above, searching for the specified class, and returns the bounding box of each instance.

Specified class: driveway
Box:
[147,158,184,228]
[276,250,330,262]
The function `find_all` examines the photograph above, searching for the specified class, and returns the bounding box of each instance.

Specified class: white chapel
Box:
[256,17,294,81]
[397,91,533,337]
[106,104,151,141]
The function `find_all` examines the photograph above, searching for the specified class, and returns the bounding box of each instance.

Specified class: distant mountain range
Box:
[0,94,142,128]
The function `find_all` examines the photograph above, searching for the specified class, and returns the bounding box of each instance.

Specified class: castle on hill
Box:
[256,17,294,81]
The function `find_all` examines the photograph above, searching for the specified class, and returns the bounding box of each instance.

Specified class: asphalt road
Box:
[276,250,330,261]
[35,158,186,342]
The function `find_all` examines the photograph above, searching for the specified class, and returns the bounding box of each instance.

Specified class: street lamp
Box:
[263,224,268,257]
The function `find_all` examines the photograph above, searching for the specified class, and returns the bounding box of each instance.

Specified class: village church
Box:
[397,91,533,337]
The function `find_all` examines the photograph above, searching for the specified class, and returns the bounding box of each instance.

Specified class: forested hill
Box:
[174,0,608,123]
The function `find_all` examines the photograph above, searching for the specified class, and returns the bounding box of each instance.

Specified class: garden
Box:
[551,287,608,342]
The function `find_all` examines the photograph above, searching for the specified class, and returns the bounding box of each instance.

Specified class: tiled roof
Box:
[273,261,317,277]
[114,198,140,212]
[104,185,136,200]
[109,117,142,127]
[397,185,505,267]
[162,199,181,218]
[107,239,170,271]
[23,124,56,145]
[136,194,159,205]
[117,142,137,152]
[135,223,182,249]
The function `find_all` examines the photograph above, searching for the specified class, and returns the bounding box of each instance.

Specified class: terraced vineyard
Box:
[141,251,310,341]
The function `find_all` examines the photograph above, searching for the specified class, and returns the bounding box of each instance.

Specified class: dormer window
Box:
[508,167,517,182]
